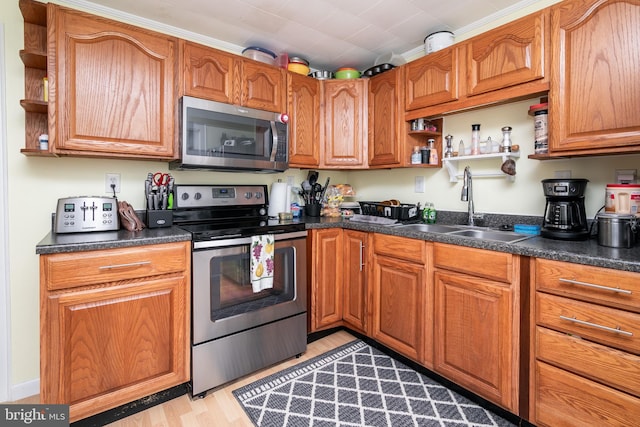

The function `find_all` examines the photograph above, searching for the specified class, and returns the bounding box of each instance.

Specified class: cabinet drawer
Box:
[41,242,189,290]
[434,243,513,283]
[374,234,427,264]
[536,327,640,397]
[535,258,640,313]
[537,293,639,355]
[535,361,640,427]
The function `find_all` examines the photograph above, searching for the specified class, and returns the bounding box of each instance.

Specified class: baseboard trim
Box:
[10,378,39,402]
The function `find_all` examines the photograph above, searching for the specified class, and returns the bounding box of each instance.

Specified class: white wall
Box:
[2,0,638,399]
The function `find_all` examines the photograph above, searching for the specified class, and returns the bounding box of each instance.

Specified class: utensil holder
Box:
[305,203,321,217]
[146,210,173,228]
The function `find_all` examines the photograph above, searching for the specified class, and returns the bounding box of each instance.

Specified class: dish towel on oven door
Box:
[251,234,275,292]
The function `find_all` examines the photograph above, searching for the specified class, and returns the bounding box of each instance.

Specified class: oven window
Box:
[209,246,295,321]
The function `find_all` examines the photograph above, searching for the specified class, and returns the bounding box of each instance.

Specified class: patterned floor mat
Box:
[233,340,517,427]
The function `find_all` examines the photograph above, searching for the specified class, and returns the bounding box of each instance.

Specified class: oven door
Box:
[192,230,307,345]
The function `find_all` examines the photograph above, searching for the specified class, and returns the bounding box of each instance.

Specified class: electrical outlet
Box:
[105,173,121,194]
[414,176,425,193]
[286,175,295,186]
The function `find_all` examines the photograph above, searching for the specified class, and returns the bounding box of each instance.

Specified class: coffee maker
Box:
[541,179,590,240]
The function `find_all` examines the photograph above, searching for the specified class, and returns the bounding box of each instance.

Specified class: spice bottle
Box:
[471,124,480,155]
[501,126,513,153]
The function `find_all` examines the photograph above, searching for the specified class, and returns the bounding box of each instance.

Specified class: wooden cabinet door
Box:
[368,67,404,167]
[343,230,368,334]
[434,270,517,412]
[549,0,640,154]
[371,253,424,361]
[466,10,547,96]
[405,46,460,110]
[288,73,320,168]
[240,59,286,113]
[42,275,189,421]
[182,40,235,103]
[52,6,177,158]
[310,229,343,331]
[321,79,368,168]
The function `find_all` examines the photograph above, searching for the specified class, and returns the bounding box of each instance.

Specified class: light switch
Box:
[415,176,425,193]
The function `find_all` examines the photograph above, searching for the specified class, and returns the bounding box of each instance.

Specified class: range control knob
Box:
[194,192,202,200]
[255,192,263,199]
[244,192,253,199]
[181,192,189,200]
[259,208,267,216]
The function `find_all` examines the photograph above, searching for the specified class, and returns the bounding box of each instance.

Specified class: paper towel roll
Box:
[268,182,291,217]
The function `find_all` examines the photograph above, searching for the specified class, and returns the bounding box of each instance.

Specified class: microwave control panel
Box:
[54,196,119,233]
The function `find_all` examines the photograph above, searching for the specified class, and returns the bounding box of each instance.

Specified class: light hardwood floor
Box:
[14,331,356,426]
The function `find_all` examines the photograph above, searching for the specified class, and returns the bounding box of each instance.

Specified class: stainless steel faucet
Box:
[461,166,475,226]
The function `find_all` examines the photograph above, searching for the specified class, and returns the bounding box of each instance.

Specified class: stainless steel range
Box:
[172,184,307,397]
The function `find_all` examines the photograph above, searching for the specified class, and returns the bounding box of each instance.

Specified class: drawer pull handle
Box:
[559,278,632,295]
[559,315,633,337]
[99,261,151,270]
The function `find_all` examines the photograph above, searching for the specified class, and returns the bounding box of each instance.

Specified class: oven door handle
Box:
[193,230,307,249]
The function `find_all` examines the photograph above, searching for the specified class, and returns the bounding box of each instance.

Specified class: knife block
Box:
[146,210,173,228]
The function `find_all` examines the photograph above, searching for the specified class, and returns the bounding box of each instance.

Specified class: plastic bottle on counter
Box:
[422,202,435,223]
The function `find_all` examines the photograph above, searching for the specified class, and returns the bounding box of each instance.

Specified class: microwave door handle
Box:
[270,121,278,162]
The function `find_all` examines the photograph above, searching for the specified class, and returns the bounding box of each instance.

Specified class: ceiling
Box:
[73,0,532,71]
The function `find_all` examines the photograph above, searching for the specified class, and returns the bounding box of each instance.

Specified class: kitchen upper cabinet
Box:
[19,0,52,156]
[181,40,286,113]
[321,79,368,168]
[40,242,190,422]
[51,5,178,159]
[309,228,344,331]
[239,59,286,113]
[371,234,430,363]
[405,46,460,111]
[182,40,235,103]
[545,0,640,156]
[288,73,320,168]
[404,8,549,120]
[466,10,548,96]
[433,243,521,413]
[342,230,369,334]
[368,67,404,168]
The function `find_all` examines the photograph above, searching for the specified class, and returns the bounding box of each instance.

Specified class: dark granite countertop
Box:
[36,226,191,254]
[35,214,640,273]
[303,216,640,273]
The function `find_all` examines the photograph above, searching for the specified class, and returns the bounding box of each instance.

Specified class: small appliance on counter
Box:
[595,213,638,248]
[540,179,590,240]
[54,196,119,233]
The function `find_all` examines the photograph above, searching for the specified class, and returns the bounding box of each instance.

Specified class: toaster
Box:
[54,196,119,233]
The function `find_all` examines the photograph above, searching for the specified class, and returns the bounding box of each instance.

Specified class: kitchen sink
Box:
[448,228,534,243]
[397,223,535,243]
[399,223,462,233]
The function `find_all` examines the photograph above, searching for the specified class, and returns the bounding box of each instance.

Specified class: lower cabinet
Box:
[531,258,640,426]
[370,234,431,363]
[39,242,191,422]
[342,230,369,334]
[433,243,521,413]
[309,228,344,331]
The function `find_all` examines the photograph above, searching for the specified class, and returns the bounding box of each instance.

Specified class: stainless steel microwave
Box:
[170,96,288,172]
